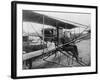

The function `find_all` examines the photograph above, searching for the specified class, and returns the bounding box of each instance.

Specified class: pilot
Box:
[61,31,79,62]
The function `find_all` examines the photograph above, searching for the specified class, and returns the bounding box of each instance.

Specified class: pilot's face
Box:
[64,31,71,38]
[67,32,70,38]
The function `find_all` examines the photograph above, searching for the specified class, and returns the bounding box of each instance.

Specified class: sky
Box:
[23,11,91,35]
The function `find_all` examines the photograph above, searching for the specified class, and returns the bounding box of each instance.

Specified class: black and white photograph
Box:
[11,1,97,79]
[22,10,91,69]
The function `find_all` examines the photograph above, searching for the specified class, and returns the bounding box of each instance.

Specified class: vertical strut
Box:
[43,16,45,53]
[56,22,59,46]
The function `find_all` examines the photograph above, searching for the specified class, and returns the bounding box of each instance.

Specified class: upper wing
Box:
[23,10,77,29]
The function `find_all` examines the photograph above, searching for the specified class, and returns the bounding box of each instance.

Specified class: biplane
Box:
[22,10,91,69]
